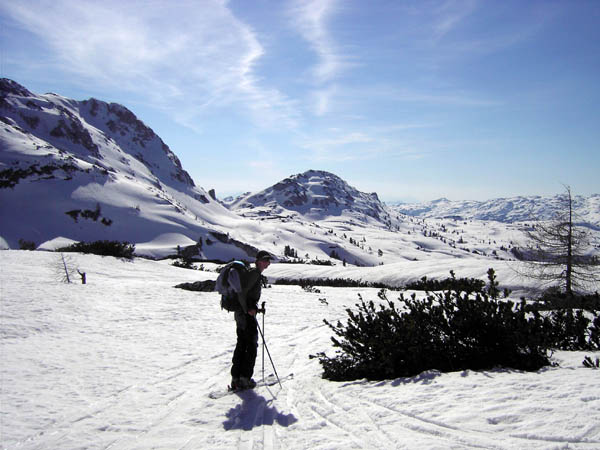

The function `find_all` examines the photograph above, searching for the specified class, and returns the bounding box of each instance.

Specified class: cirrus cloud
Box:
[0,0,299,128]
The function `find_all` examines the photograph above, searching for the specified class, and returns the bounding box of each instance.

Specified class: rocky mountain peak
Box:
[0,78,34,97]
[230,169,390,224]
[0,78,195,188]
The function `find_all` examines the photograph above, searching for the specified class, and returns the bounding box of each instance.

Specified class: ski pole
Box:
[261,301,265,384]
[256,321,282,388]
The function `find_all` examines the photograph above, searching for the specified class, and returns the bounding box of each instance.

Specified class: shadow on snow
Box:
[223,390,297,431]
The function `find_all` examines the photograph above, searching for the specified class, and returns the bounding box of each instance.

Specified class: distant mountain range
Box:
[389,195,600,227]
[1,79,598,263]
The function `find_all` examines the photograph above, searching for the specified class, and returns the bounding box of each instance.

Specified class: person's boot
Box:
[230,377,241,391]
[238,377,257,389]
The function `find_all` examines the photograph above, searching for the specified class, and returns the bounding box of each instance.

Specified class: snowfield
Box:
[1,250,599,449]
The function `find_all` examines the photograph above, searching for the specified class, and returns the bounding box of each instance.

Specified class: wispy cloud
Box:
[311,86,338,117]
[339,83,501,109]
[390,89,502,107]
[426,0,552,60]
[287,0,356,116]
[288,0,344,84]
[296,127,432,164]
[431,0,479,40]
[295,130,370,162]
[0,0,298,129]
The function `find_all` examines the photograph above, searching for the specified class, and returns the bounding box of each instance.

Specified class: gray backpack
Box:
[214,261,247,311]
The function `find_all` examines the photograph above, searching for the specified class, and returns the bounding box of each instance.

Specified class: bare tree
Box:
[55,253,75,283]
[54,253,88,284]
[517,186,599,294]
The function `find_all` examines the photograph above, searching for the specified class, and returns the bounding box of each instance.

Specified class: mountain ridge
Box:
[0,78,195,189]
[390,194,600,226]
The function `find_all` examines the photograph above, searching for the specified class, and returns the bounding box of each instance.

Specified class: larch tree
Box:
[518,186,599,294]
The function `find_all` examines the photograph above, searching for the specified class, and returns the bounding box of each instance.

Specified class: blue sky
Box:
[1,0,599,202]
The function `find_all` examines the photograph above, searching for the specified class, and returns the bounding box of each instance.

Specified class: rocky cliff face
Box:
[0,78,195,189]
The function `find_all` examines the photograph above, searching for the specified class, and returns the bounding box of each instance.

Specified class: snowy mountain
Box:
[390,195,600,227]
[0,78,258,260]
[0,80,405,265]
[229,169,391,225]
[2,79,597,268]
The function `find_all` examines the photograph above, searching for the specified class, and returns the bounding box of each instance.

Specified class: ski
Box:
[208,373,293,399]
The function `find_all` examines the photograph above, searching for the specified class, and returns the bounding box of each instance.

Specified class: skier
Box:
[226,250,272,390]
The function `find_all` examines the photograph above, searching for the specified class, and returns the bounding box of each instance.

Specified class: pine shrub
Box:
[315,269,600,381]
[583,356,600,368]
[172,259,195,269]
[541,308,592,350]
[533,291,600,312]
[18,239,36,250]
[274,277,392,289]
[405,271,485,294]
[314,270,553,381]
[57,240,135,259]
[589,316,600,349]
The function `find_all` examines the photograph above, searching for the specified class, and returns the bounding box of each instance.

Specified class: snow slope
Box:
[2,250,599,449]
[0,79,260,260]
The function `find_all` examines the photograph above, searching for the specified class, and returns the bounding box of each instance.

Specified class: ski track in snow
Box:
[2,251,600,449]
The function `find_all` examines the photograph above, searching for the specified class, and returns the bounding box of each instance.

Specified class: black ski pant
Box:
[231,312,258,379]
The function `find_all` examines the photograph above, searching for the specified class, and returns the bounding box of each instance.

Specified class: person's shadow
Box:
[223,390,298,430]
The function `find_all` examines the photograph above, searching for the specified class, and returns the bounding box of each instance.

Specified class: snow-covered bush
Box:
[533,291,600,312]
[583,355,600,368]
[302,284,321,294]
[590,316,600,348]
[57,240,135,259]
[18,238,36,250]
[541,308,597,350]
[315,271,600,382]
[172,259,195,269]
[314,271,549,381]
[274,277,392,289]
[405,271,486,293]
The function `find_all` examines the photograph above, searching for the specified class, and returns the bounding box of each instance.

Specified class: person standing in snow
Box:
[226,250,272,390]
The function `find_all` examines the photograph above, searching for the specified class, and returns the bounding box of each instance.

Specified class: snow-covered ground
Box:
[2,250,599,449]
